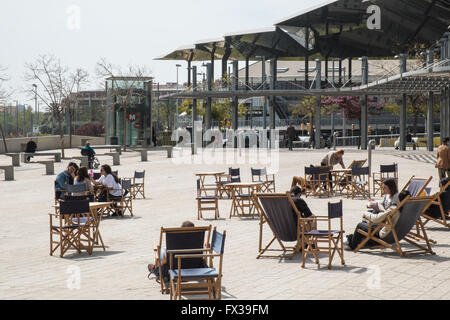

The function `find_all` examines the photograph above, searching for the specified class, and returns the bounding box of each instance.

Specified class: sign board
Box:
[33,125,40,135]
[128,113,138,123]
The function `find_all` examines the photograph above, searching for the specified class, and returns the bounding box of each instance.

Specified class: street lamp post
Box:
[175,64,181,129]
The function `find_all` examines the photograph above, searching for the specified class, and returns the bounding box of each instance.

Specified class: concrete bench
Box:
[105,152,120,166]
[22,152,61,163]
[0,165,14,181]
[5,153,21,167]
[36,161,55,175]
[72,156,89,167]
[162,146,174,159]
[135,149,148,162]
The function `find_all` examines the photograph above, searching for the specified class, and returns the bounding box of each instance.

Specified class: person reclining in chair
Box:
[148,221,203,288]
[424,178,450,219]
[81,142,96,168]
[345,190,411,251]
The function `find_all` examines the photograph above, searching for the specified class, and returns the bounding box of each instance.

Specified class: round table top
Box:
[226,182,264,188]
[195,172,225,176]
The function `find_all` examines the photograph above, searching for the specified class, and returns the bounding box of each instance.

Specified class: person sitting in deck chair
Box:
[345,190,411,251]
[25,139,37,162]
[424,178,450,219]
[148,221,204,286]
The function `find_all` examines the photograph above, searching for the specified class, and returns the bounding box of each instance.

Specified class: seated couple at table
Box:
[55,162,80,200]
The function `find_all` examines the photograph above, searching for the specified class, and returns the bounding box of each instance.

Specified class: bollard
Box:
[333,132,339,151]
[368,140,377,175]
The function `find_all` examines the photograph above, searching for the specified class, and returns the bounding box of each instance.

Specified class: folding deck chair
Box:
[131,171,146,199]
[251,168,276,193]
[153,225,212,295]
[298,200,345,269]
[354,196,435,257]
[217,168,241,199]
[421,180,450,229]
[304,166,332,198]
[255,193,313,259]
[372,164,399,197]
[345,167,371,199]
[169,227,226,300]
[401,176,433,197]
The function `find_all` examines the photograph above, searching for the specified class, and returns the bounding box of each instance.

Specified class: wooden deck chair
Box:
[401,176,433,197]
[196,179,219,220]
[298,200,345,269]
[153,225,212,294]
[217,168,241,198]
[49,200,92,257]
[169,227,226,300]
[251,168,276,193]
[346,167,371,199]
[348,159,367,170]
[107,179,133,217]
[354,196,435,257]
[255,193,308,259]
[131,171,146,199]
[411,181,450,243]
[372,164,398,197]
[304,166,332,198]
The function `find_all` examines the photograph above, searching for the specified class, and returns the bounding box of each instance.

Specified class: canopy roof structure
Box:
[155,0,450,62]
[276,0,450,58]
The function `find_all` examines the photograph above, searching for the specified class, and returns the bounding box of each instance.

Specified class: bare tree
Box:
[96,58,152,151]
[63,68,89,148]
[25,55,89,158]
[0,66,10,153]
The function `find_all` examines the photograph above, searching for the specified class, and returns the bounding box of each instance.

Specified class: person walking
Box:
[309,126,316,149]
[286,122,296,151]
[436,138,450,186]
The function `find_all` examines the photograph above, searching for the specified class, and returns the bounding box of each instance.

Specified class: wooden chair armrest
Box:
[167,248,212,254]
[174,253,221,260]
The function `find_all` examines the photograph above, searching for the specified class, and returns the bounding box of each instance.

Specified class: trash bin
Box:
[110,136,118,145]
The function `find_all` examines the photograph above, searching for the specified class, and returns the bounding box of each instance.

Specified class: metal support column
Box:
[192,66,198,154]
[305,27,309,87]
[440,88,445,143]
[315,59,322,149]
[427,92,434,151]
[206,63,212,130]
[262,56,268,129]
[245,57,250,91]
[399,54,407,151]
[269,58,277,130]
[361,56,368,150]
[232,61,239,131]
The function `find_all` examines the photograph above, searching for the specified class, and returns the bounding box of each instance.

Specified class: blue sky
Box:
[0,0,325,104]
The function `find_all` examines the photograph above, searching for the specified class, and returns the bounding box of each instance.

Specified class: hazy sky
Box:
[0,0,325,104]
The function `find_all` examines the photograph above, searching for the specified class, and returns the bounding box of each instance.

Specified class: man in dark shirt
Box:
[290,186,313,219]
[286,123,296,151]
[25,139,37,162]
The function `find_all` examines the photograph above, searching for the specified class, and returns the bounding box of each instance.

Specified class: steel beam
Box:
[361,56,368,150]
[427,91,434,151]
[315,59,322,149]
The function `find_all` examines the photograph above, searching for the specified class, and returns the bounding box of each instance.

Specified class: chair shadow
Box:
[65,250,125,261]
[104,215,142,221]
[280,253,369,273]
[201,218,228,222]
[355,248,450,262]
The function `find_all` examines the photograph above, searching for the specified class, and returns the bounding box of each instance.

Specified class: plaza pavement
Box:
[0,146,449,300]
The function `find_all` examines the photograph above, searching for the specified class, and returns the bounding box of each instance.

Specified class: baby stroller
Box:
[81,148,100,169]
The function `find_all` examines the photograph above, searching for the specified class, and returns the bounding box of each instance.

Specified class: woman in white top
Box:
[367,178,399,213]
[92,164,123,202]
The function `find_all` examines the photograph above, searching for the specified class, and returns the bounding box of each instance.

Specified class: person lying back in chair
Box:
[345,190,411,251]
[424,177,450,219]
[290,186,313,219]
[148,221,203,285]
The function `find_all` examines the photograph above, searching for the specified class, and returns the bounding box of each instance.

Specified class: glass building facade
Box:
[105,77,153,146]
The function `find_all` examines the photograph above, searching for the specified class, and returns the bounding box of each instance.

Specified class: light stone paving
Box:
[0,147,449,300]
